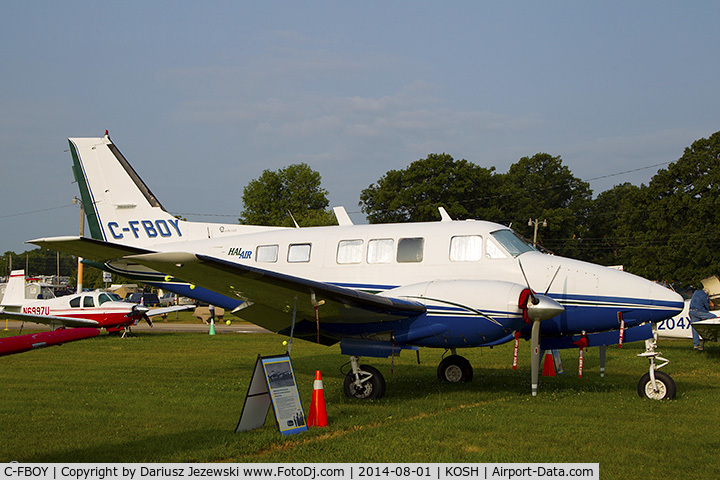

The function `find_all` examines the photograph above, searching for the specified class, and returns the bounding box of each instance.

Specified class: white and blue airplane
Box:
[656,290,720,344]
[30,133,684,400]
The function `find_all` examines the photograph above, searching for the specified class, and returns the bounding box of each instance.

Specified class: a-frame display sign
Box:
[235,354,307,435]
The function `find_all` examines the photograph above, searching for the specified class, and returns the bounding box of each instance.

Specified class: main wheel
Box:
[437,355,473,382]
[637,371,676,400]
[343,365,386,400]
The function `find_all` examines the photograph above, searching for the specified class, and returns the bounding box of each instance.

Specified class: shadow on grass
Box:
[17,429,242,463]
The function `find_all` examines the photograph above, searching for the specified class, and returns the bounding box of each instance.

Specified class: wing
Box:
[124,252,426,344]
[693,318,720,342]
[28,236,151,261]
[0,308,99,328]
[146,305,195,317]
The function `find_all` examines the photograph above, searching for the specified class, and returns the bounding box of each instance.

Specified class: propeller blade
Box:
[518,260,538,304]
[530,320,541,397]
[126,304,150,318]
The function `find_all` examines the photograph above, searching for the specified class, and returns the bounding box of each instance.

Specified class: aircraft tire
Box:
[437,355,473,383]
[637,371,676,400]
[343,365,385,400]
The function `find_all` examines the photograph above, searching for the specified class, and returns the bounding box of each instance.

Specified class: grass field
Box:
[1,328,719,477]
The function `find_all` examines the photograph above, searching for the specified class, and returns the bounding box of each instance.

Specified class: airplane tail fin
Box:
[1,270,26,307]
[69,133,280,249]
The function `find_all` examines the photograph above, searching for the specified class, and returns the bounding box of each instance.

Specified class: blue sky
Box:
[2,1,718,254]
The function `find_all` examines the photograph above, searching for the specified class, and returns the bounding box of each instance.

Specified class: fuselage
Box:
[18,291,140,329]
[105,218,683,345]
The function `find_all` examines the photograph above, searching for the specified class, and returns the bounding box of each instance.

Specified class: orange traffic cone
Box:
[542,350,556,377]
[307,370,328,427]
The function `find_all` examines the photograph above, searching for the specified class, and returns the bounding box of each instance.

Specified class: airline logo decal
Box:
[228,247,252,259]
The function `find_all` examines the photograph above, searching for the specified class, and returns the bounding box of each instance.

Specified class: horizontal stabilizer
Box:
[28,236,151,261]
[0,309,99,328]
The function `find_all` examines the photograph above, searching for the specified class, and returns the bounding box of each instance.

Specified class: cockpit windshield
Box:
[490,229,537,257]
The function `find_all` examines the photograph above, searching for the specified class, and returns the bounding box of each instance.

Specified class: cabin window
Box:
[450,235,483,261]
[490,229,535,257]
[397,237,424,263]
[486,238,508,259]
[367,238,394,264]
[98,293,113,305]
[83,296,95,308]
[337,240,363,264]
[69,296,81,308]
[288,243,312,263]
[256,244,279,263]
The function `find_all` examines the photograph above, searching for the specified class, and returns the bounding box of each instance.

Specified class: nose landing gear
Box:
[637,338,676,400]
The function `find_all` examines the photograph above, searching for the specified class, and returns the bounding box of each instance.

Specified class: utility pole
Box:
[528,218,547,247]
[73,196,85,293]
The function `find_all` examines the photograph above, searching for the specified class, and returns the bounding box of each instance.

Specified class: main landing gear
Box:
[637,338,676,400]
[343,356,386,400]
[343,350,475,400]
[437,349,473,383]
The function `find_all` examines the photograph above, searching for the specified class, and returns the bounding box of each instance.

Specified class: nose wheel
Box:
[637,338,676,400]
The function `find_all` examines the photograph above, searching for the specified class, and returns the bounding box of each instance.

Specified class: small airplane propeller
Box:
[518,260,564,396]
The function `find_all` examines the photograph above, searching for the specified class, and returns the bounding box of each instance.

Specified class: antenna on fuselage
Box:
[287,210,300,228]
[438,207,453,222]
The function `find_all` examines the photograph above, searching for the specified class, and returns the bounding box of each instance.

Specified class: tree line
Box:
[6,131,718,289]
[242,131,720,287]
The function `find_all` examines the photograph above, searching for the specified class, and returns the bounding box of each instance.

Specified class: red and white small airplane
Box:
[0,270,189,356]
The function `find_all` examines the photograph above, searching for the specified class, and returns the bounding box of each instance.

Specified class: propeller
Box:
[518,260,565,396]
[126,304,150,323]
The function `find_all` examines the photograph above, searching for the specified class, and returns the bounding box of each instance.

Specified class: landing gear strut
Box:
[637,338,676,400]
[343,356,386,400]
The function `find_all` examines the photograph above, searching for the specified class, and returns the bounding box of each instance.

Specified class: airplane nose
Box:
[526,294,564,322]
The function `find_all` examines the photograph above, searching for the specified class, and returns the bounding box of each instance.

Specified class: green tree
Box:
[629,131,720,285]
[582,182,646,266]
[2,248,76,278]
[359,153,502,223]
[500,153,593,258]
[240,163,336,227]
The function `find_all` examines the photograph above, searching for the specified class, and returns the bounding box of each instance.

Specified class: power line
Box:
[0,204,75,220]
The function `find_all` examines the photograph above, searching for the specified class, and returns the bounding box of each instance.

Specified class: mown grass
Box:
[1,329,719,478]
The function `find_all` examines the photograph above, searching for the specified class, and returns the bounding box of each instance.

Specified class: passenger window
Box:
[288,243,311,263]
[397,237,424,263]
[83,296,95,308]
[367,239,394,264]
[337,240,363,264]
[486,238,508,259]
[69,297,81,308]
[450,235,483,262]
[256,245,279,263]
[98,293,113,305]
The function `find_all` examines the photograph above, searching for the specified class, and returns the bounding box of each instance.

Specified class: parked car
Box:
[124,292,160,307]
[158,292,177,307]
